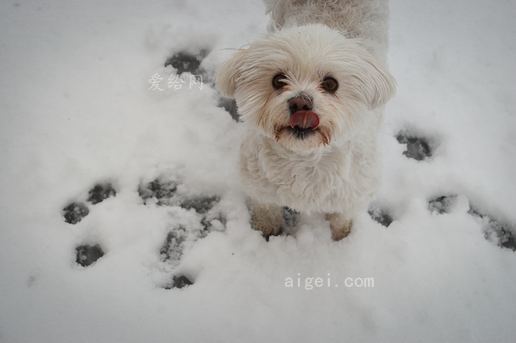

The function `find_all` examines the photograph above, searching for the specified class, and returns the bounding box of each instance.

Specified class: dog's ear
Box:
[351,52,396,109]
[216,49,247,98]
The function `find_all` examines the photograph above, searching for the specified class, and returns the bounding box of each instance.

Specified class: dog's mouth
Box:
[289,110,319,131]
[287,126,317,139]
[286,110,320,140]
[274,111,331,147]
[274,122,330,147]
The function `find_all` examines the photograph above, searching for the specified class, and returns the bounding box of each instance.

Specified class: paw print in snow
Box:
[61,173,226,289]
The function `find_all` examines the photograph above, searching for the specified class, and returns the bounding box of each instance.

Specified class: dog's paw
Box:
[251,219,283,241]
[326,213,352,241]
[396,131,433,161]
[249,203,285,240]
[331,225,351,241]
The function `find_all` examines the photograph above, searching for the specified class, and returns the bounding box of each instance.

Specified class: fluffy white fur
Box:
[216,0,395,240]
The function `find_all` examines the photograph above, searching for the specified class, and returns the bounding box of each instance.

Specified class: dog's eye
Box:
[321,77,339,93]
[272,73,288,90]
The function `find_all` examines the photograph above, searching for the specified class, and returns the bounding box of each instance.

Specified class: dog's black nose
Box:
[288,93,313,114]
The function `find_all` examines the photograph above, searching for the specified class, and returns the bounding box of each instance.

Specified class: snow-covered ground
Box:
[1,0,515,342]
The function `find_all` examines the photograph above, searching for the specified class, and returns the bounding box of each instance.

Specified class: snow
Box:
[1,0,515,342]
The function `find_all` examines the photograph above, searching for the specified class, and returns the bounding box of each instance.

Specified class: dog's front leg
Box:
[325,213,352,241]
[248,200,284,240]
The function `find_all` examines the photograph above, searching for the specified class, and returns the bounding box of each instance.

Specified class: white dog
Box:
[216,0,395,240]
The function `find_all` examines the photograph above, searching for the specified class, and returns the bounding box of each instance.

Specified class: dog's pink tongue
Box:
[289,111,320,130]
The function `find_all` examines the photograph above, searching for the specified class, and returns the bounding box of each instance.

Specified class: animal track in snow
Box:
[163,275,194,289]
[217,97,239,121]
[76,244,104,267]
[87,183,116,204]
[428,194,458,214]
[164,48,240,121]
[164,49,209,76]
[62,182,116,224]
[140,174,225,288]
[368,206,394,227]
[63,202,89,224]
[426,193,515,251]
[61,172,226,288]
[396,131,433,161]
[468,205,515,251]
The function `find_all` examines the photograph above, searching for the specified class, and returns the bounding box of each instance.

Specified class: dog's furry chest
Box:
[240,133,378,214]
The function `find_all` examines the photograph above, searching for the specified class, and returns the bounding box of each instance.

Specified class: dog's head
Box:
[216,24,395,152]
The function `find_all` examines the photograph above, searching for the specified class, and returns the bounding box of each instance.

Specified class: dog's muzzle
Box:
[288,93,319,131]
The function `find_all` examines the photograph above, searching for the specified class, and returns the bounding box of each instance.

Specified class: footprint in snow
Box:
[61,173,226,289]
[368,206,394,227]
[62,182,115,267]
[426,193,515,251]
[62,182,116,224]
[164,48,240,121]
[468,205,515,251]
[396,131,433,161]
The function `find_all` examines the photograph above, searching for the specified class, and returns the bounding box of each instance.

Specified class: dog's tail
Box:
[264,0,389,58]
